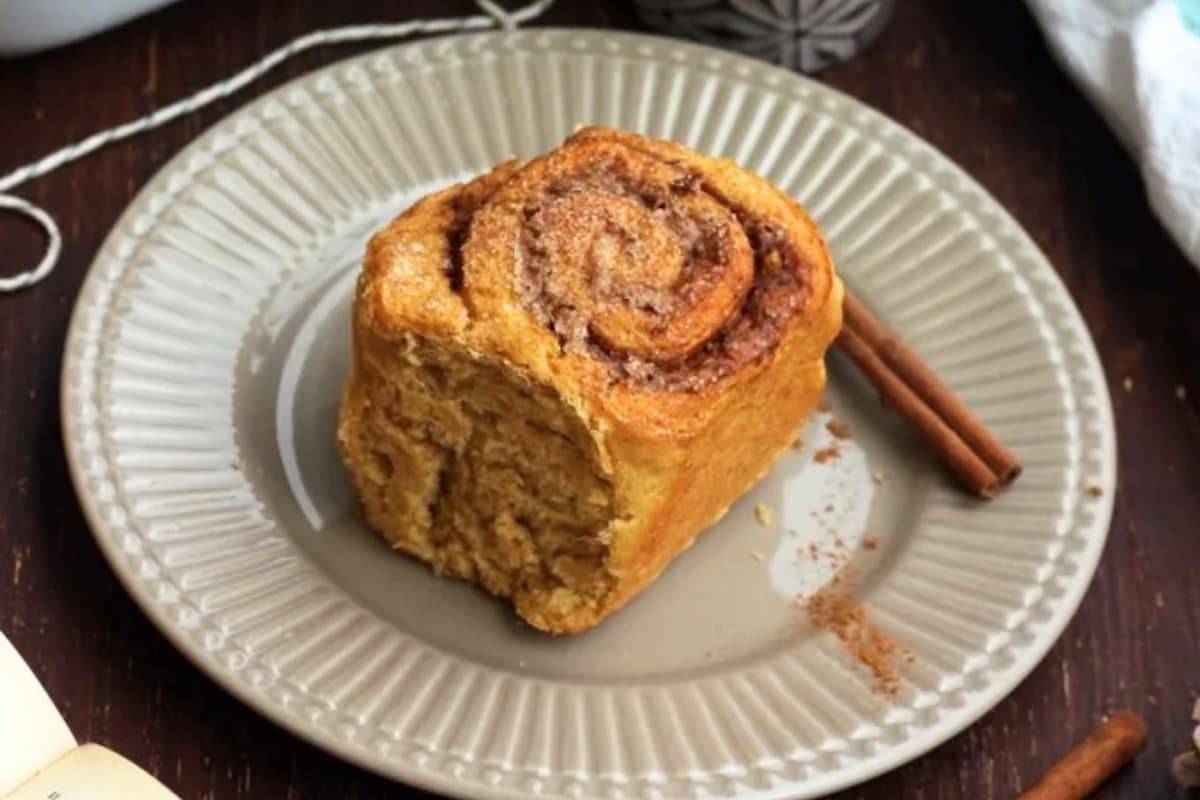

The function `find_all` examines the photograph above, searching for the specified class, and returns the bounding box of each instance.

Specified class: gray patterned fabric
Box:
[633,0,896,72]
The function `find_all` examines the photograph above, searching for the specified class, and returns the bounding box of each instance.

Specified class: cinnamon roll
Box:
[337,127,842,634]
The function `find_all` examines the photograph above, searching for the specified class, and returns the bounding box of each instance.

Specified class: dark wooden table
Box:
[3,1,1198,797]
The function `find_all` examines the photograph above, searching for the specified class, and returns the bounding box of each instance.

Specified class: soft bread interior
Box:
[339,329,617,632]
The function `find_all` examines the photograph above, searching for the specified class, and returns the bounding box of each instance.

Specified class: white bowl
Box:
[0,0,179,56]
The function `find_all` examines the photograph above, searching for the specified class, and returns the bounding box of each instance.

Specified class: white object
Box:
[0,633,75,794]
[1026,0,1200,267]
[0,0,179,56]
[0,631,180,799]
[60,29,1116,800]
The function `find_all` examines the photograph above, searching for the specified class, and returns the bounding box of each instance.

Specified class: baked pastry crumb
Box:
[825,418,852,440]
[754,503,774,526]
[814,445,840,464]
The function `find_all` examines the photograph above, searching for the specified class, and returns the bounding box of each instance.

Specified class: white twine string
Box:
[0,0,555,293]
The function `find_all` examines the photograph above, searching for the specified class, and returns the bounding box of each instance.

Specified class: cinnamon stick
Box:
[835,291,1022,498]
[1017,711,1147,800]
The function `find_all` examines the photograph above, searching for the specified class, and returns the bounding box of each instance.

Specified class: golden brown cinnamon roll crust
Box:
[338,127,842,634]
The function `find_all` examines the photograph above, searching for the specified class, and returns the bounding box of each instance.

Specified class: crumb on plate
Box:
[825,418,852,440]
[814,445,840,464]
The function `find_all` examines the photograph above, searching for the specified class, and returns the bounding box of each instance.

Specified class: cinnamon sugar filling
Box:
[513,154,811,391]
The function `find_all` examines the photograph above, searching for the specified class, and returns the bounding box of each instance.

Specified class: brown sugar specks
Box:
[804,581,905,696]
[753,502,774,526]
[1086,485,1104,499]
[813,445,840,464]
[825,418,852,440]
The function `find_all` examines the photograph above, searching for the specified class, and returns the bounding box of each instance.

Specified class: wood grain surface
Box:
[2,1,1198,797]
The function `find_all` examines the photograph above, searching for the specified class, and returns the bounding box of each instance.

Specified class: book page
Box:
[5,744,181,800]
[0,632,75,795]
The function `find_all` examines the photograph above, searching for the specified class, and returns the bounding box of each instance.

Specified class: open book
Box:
[1,631,181,800]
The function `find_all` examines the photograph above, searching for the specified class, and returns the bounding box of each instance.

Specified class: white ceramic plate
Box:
[61,29,1116,800]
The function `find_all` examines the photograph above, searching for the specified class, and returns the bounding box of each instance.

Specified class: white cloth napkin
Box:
[1024,0,1200,267]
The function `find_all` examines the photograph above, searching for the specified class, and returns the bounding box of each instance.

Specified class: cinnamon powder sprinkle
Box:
[813,445,841,464]
[804,584,904,695]
[825,418,852,440]
[824,549,849,568]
